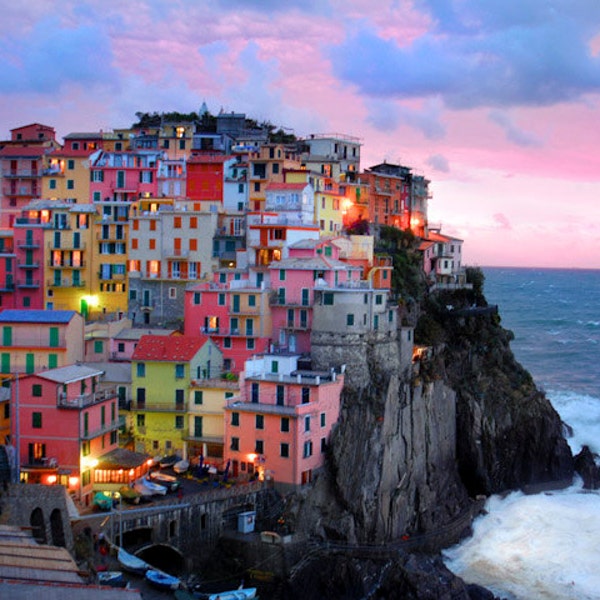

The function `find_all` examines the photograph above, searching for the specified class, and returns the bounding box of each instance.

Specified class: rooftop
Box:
[0,309,77,324]
[132,334,209,362]
[37,364,104,384]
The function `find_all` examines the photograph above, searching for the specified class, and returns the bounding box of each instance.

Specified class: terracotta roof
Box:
[426,231,463,243]
[95,447,150,469]
[0,146,50,157]
[132,334,208,362]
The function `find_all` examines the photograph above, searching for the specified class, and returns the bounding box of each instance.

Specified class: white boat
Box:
[117,547,150,575]
[145,568,181,590]
[148,470,181,492]
[173,459,189,474]
[134,477,167,496]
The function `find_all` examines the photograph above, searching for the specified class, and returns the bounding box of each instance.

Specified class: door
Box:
[232,295,240,313]
[194,416,203,438]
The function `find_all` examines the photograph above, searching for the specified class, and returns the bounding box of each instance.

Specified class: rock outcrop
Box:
[286,282,574,596]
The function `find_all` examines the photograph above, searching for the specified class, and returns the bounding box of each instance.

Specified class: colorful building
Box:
[0,309,84,381]
[224,353,345,491]
[130,334,223,458]
[127,198,218,326]
[0,229,15,310]
[299,133,362,183]
[0,123,58,228]
[13,363,119,506]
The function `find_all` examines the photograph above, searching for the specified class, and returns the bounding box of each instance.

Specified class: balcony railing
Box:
[1,169,41,177]
[47,278,86,288]
[81,420,120,440]
[47,242,86,251]
[17,240,41,249]
[17,261,40,269]
[129,401,186,412]
[16,279,40,288]
[58,387,117,409]
[49,261,86,269]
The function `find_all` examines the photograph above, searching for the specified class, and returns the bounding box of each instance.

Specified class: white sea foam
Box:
[444,484,600,599]
[548,391,600,455]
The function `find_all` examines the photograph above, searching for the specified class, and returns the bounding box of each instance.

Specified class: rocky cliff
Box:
[286,276,574,597]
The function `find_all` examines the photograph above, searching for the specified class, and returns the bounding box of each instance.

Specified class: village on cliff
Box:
[0,112,470,531]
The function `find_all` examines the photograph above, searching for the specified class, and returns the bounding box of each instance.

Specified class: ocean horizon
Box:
[443,266,600,600]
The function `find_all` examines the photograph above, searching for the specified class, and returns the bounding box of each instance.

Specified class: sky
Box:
[1,0,600,268]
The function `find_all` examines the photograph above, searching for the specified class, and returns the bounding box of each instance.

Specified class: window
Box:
[246,338,255,350]
[137,414,145,427]
[248,294,256,307]
[321,412,326,427]
[375,294,383,305]
[276,385,284,406]
[321,437,327,453]
[256,415,264,429]
[137,363,146,377]
[281,417,289,432]
[32,412,42,429]
[251,383,259,403]
[194,391,203,405]
[255,440,264,454]
[323,292,334,305]
[49,179,56,189]
[190,217,197,228]
[231,412,239,426]
[32,384,42,397]
[304,416,311,432]
[175,416,184,429]
[346,313,355,326]
[48,354,57,369]
[193,292,201,304]
[301,387,310,403]
[190,238,197,251]
[231,437,239,451]
[174,216,182,229]
[303,441,313,458]
[149,239,156,250]
[94,340,103,353]
[280,443,289,458]
[218,293,225,306]
[175,364,185,379]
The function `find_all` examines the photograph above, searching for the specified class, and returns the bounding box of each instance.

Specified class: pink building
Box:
[13,364,119,506]
[184,270,272,374]
[224,353,345,492]
[269,238,362,354]
[0,229,15,310]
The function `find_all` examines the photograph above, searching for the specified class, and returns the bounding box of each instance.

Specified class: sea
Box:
[443,267,600,600]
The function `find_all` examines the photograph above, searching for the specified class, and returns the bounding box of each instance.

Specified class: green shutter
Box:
[2,327,12,346]
[48,354,58,369]
[1,354,10,374]
[49,327,59,347]
[25,354,35,374]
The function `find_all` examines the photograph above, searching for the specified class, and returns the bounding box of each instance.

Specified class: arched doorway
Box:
[30,507,47,544]
[50,508,66,547]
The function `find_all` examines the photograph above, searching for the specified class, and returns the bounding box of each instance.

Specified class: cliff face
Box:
[297,294,574,546]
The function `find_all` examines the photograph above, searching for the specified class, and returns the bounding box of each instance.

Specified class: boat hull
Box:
[145,568,180,590]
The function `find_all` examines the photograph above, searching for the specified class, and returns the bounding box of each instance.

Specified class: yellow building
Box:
[187,377,239,465]
[130,335,223,458]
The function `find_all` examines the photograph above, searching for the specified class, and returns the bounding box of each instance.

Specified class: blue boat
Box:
[93,491,113,511]
[145,568,181,590]
[117,547,150,575]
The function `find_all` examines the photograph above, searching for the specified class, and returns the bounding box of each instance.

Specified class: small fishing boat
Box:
[134,477,167,496]
[173,458,189,474]
[117,547,150,575]
[97,570,126,588]
[192,586,257,600]
[148,470,181,492]
[145,568,181,590]
[159,454,180,469]
[93,491,113,511]
[143,477,169,495]
[118,485,141,504]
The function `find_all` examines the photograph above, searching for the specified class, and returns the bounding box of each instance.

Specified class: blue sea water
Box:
[444,267,600,600]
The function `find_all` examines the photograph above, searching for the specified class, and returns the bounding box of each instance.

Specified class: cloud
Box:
[427,153,450,172]
[488,110,542,147]
[493,213,512,230]
[328,2,600,109]
[0,16,118,94]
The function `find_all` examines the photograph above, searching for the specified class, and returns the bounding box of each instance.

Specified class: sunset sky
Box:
[1,0,599,268]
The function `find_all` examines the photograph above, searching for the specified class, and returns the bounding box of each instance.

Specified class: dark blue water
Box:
[483,267,600,398]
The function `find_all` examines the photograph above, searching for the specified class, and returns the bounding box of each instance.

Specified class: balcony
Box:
[81,420,120,440]
[48,242,86,251]
[49,261,86,269]
[0,281,15,292]
[47,278,86,288]
[128,401,186,412]
[1,168,41,178]
[163,249,190,260]
[17,240,41,249]
[96,233,126,242]
[17,261,40,269]
[58,387,117,409]
[16,278,40,288]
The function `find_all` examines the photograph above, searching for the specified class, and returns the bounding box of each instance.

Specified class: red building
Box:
[186,153,227,207]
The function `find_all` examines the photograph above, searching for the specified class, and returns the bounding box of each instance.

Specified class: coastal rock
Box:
[285,551,502,600]
[574,445,600,489]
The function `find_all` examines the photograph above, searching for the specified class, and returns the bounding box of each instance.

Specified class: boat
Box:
[93,491,113,511]
[191,587,257,600]
[145,568,181,590]
[134,477,167,496]
[173,458,189,474]
[117,547,150,575]
[159,454,180,469]
[97,570,126,588]
[148,470,181,492]
[118,485,141,504]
